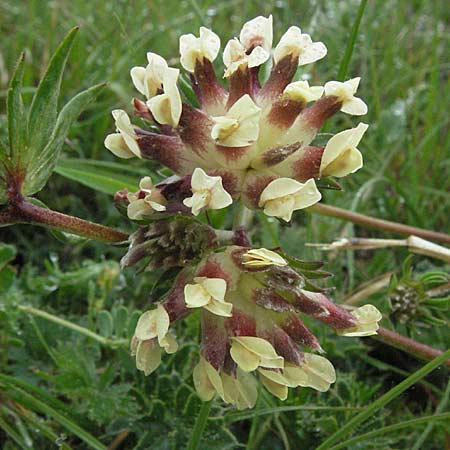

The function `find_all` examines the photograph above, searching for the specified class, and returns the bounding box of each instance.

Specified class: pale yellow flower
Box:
[259,178,321,222]
[179,27,221,72]
[183,168,232,216]
[184,277,233,317]
[193,357,225,401]
[222,370,258,410]
[230,336,284,372]
[211,94,261,147]
[319,123,368,177]
[130,52,168,99]
[242,248,287,268]
[282,80,324,103]
[338,304,382,337]
[104,110,140,159]
[239,15,273,54]
[222,38,269,77]
[134,340,162,376]
[147,67,182,127]
[126,177,166,220]
[324,77,368,115]
[135,304,178,352]
[274,26,327,65]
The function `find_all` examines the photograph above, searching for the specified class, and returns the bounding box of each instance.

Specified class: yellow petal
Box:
[184,283,211,308]
[259,372,288,400]
[135,340,162,376]
[339,304,382,337]
[134,305,170,342]
[320,123,368,177]
[242,248,287,267]
[299,353,336,392]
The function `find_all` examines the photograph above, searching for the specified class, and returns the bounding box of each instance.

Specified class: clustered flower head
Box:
[106,15,381,409]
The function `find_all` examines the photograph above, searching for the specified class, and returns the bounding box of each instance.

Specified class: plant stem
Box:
[309,203,450,244]
[375,327,450,368]
[233,202,254,230]
[187,400,212,450]
[18,305,127,348]
[316,347,450,450]
[1,199,128,243]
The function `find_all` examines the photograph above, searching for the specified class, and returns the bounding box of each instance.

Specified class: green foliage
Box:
[55,159,141,195]
[0,28,105,203]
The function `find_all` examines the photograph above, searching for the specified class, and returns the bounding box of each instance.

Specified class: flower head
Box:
[108,15,376,409]
[259,178,322,221]
[324,77,368,115]
[183,168,233,215]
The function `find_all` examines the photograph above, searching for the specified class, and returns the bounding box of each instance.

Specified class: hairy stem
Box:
[18,305,127,348]
[309,203,450,244]
[375,327,450,368]
[1,198,128,243]
[233,201,254,230]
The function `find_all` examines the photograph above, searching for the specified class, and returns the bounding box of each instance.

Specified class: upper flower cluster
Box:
[105,15,368,222]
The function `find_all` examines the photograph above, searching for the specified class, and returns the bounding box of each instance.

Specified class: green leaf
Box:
[0,243,17,270]
[97,310,114,338]
[0,266,15,292]
[6,52,27,169]
[113,306,128,337]
[27,27,78,159]
[23,83,106,195]
[54,158,141,195]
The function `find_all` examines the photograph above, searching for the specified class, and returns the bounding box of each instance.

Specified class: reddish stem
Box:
[376,327,450,368]
[1,198,128,243]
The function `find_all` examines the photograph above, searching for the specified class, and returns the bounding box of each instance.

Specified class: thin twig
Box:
[309,203,450,244]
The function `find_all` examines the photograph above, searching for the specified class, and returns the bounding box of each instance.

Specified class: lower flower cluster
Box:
[131,245,382,409]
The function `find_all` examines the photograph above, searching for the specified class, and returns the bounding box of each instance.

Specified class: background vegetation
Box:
[0,0,449,448]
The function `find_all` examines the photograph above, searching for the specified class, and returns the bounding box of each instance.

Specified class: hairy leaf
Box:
[27,27,78,160]
[23,83,105,195]
[54,158,141,195]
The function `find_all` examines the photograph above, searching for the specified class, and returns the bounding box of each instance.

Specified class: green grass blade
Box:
[327,413,450,450]
[24,83,106,195]
[316,347,450,450]
[411,380,450,450]
[0,415,29,450]
[27,27,78,157]
[337,0,368,80]
[222,405,362,423]
[4,385,107,450]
